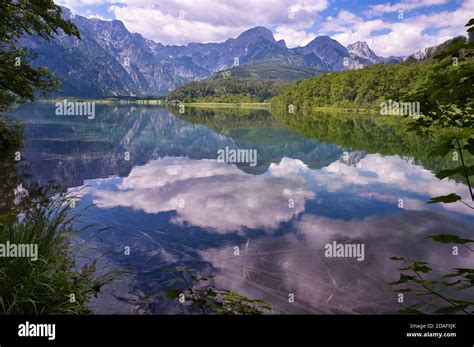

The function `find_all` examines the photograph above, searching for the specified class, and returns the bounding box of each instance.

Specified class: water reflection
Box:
[7,103,474,314]
[87,154,473,234]
[88,157,313,233]
[200,210,473,314]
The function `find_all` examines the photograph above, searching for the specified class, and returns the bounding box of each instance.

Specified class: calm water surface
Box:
[8,103,474,314]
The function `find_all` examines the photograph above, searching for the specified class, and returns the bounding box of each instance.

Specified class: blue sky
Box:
[56,0,473,56]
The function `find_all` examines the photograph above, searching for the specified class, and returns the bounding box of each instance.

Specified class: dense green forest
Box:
[167,76,285,103]
[271,61,430,110]
[219,61,321,81]
[271,36,472,111]
[166,61,323,103]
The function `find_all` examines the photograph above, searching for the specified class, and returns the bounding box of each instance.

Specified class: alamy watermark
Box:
[18,321,55,340]
[380,99,420,118]
[55,99,95,120]
[0,241,38,261]
[217,146,257,167]
[324,241,365,261]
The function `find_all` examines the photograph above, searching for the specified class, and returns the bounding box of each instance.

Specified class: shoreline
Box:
[181,102,271,109]
[33,98,381,113]
[36,98,272,109]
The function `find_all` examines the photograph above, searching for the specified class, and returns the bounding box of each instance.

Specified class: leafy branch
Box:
[162,267,272,315]
[389,238,474,315]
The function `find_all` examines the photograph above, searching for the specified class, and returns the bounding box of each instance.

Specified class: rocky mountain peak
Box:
[236,26,276,43]
[21,8,399,96]
[346,41,380,63]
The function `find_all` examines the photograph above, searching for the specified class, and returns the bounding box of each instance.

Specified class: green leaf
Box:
[467,165,474,177]
[429,138,455,157]
[427,194,462,204]
[389,274,417,285]
[396,288,411,292]
[434,305,468,314]
[440,280,462,286]
[464,138,474,155]
[409,263,432,273]
[435,167,465,180]
[399,301,431,314]
[429,234,474,244]
[165,289,182,299]
[390,256,405,261]
[408,301,431,309]
[452,299,474,306]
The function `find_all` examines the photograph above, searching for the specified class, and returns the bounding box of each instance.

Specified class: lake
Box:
[6,103,474,314]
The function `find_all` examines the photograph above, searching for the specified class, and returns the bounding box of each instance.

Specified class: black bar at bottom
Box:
[0,315,472,345]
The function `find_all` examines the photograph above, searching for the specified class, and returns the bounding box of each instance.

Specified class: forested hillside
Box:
[271,62,430,110]
[220,61,322,81]
[166,60,325,102]
[272,36,472,110]
[167,77,285,103]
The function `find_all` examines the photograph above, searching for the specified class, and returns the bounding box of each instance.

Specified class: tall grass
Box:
[0,192,108,314]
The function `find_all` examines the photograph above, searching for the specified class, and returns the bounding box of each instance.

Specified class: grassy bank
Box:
[36,98,271,109]
[37,97,165,105]
[0,183,108,314]
[271,104,379,113]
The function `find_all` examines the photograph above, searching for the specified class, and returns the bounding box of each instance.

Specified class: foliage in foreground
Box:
[0,117,23,151]
[0,191,108,314]
[389,19,474,315]
[389,239,474,315]
[163,267,271,315]
[0,0,79,111]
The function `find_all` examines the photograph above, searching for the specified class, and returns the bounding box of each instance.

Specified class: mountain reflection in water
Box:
[8,103,473,314]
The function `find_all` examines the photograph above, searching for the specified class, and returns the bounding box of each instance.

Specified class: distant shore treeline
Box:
[165,35,472,113]
[167,77,285,103]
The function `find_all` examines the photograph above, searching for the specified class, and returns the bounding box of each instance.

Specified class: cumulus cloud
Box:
[107,0,328,46]
[56,0,472,55]
[308,154,473,215]
[321,1,474,56]
[83,153,473,237]
[274,26,316,48]
[91,157,314,233]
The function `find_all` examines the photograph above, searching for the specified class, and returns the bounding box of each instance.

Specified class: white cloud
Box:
[366,0,450,16]
[55,0,107,12]
[85,10,108,20]
[308,154,474,215]
[274,26,316,48]
[107,0,328,45]
[90,157,314,233]
[56,0,472,56]
[82,154,473,236]
[321,1,473,56]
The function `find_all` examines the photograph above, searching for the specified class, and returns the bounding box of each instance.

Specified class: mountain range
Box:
[21,7,401,97]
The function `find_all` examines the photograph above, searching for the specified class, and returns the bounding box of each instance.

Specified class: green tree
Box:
[0,0,80,111]
[404,20,474,207]
[389,19,474,315]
